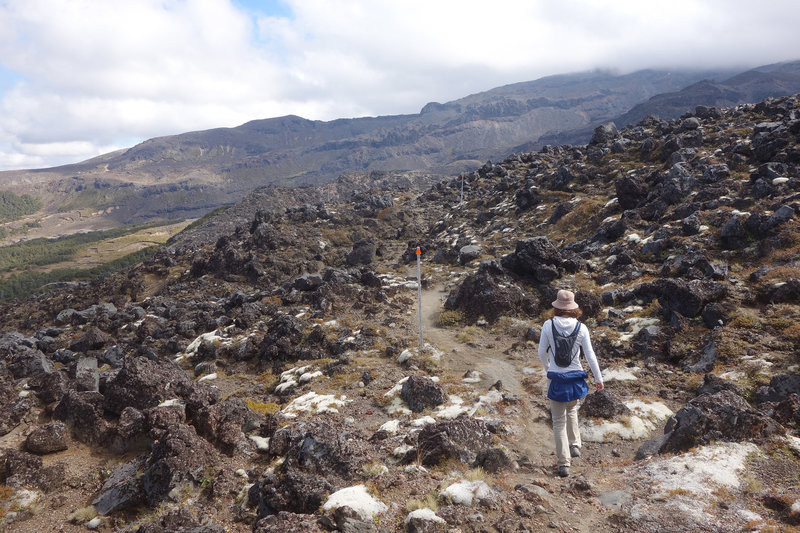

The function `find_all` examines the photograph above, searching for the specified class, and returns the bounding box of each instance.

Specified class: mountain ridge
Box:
[2,62,799,241]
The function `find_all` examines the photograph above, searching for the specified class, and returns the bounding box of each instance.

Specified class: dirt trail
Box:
[419,286,552,463]
[418,286,616,532]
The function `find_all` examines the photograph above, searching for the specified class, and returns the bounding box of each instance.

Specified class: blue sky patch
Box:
[233,0,293,19]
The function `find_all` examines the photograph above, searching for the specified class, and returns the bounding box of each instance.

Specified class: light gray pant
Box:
[550,399,581,467]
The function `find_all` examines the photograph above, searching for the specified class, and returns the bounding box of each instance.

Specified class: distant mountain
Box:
[4,62,799,235]
[536,60,800,147]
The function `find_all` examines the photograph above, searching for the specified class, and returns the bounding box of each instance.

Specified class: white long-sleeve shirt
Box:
[537,316,603,384]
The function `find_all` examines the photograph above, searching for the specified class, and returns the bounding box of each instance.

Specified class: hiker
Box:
[537,289,604,478]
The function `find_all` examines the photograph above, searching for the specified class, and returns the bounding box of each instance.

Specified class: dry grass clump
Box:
[435,310,464,328]
[245,399,280,415]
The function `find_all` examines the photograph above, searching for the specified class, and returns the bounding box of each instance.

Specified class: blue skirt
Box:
[547,370,589,402]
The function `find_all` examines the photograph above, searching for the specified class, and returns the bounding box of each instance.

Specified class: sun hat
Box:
[552,289,579,310]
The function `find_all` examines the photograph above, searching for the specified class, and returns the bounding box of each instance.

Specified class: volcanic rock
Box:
[25,422,68,455]
[401,375,446,413]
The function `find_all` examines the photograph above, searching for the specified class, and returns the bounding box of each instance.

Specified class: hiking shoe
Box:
[557,465,569,477]
[570,445,581,458]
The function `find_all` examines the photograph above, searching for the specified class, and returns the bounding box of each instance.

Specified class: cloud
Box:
[0,0,799,170]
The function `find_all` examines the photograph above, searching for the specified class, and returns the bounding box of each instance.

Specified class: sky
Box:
[0,0,799,171]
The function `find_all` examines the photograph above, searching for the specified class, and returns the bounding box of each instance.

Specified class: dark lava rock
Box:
[632,325,670,361]
[75,356,100,392]
[253,511,324,533]
[346,239,376,266]
[69,327,113,353]
[134,507,225,533]
[773,394,800,428]
[255,418,372,517]
[615,175,648,210]
[720,215,748,249]
[501,237,564,283]
[193,398,258,455]
[25,422,68,455]
[0,396,33,437]
[444,267,538,324]
[755,375,800,404]
[146,405,187,440]
[104,356,220,416]
[658,390,783,453]
[0,449,66,493]
[141,424,217,506]
[2,332,54,379]
[474,447,512,473]
[93,454,147,515]
[406,417,495,466]
[580,390,631,419]
[636,278,726,318]
[696,373,741,397]
[458,245,482,265]
[53,390,110,445]
[685,341,719,373]
[590,122,619,145]
[401,375,446,413]
[294,273,323,292]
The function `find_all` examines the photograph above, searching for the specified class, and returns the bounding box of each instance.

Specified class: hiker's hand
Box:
[595,382,604,392]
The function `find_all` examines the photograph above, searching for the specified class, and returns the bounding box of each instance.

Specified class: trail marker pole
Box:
[416,246,423,351]
[460,174,464,204]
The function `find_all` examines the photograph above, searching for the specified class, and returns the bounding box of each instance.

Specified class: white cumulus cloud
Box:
[0,0,798,170]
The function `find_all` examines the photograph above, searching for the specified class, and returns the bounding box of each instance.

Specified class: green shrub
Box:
[0,190,42,222]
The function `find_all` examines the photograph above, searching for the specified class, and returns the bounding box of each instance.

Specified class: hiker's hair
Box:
[553,308,583,319]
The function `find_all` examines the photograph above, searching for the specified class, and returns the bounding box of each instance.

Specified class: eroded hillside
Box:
[0,94,799,532]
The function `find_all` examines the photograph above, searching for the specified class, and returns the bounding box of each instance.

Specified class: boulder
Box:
[405,417,495,466]
[659,390,783,453]
[755,375,800,404]
[1,332,54,379]
[346,240,376,266]
[444,268,538,324]
[253,512,324,533]
[632,326,670,361]
[580,390,631,419]
[25,422,68,455]
[685,341,719,373]
[255,419,373,517]
[103,356,220,416]
[474,447,512,473]
[93,454,147,515]
[501,237,564,283]
[636,278,726,318]
[0,449,66,493]
[141,424,217,506]
[294,273,323,292]
[76,356,100,392]
[759,205,795,234]
[590,122,619,145]
[458,245,482,265]
[193,398,258,455]
[401,376,446,413]
[53,390,110,445]
[0,397,34,437]
[720,215,747,249]
[615,175,648,210]
[696,373,741,397]
[69,327,113,353]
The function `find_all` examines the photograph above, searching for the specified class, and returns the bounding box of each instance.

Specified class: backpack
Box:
[551,320,581,368]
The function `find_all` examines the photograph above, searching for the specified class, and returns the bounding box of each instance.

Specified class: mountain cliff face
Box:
[539,60,800,147]
[0,93,799,532]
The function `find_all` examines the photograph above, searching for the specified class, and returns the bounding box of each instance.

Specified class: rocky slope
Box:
[0,94,799,532]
